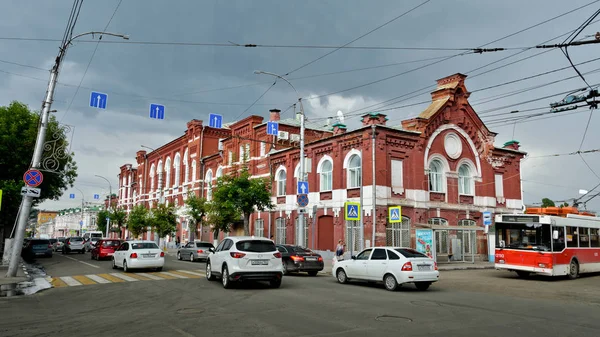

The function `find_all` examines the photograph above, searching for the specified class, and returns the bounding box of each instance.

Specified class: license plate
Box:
[143,254,155,258]
[107,252,114,256]
[417,265,430,271]
[251,260,268,265]
[305,257,317,261]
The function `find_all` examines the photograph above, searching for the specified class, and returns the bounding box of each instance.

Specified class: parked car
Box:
[91,239,122,260]
[177,241,215,262]
[206,236,283,289]
[276,244,324,276]
[54,237,66,251]
[62,237,85,254]
[21,239,53,260]
[112,240,164,272]
[332,247,439,291]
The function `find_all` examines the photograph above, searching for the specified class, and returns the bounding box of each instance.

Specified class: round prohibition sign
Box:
[24,169,43,187]
[297,194,309,207]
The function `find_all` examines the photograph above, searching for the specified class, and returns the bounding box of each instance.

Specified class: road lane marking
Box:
[59,254,100,269]
[85,274,112,284]
[60,276,82,286]
[50,278,68,288]
[150,272,177,279]
[110,273,139,282]
[136,273,164,280]
[72,275,97,285]
[160,271,189,279]
[124,273,152,281]
[176,270,204,277]
[97,273,125,283]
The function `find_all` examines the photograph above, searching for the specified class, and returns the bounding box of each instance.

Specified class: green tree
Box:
[153,203,177,242]
[185,193,208,241]
[0,101,77,238]
[211,166,274,236]
[127,205,149,239]
[96,209,110,234]
[541,198,556,208]
[206,198,239,240]
[109,207,127,233]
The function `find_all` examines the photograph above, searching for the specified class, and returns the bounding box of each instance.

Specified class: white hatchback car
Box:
[112,240,164,272]
[206,236,283,289]
[333,247,439,291]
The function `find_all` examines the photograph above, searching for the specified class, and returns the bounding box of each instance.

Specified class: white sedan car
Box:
[112,240,164,272]
[332,247,439,291]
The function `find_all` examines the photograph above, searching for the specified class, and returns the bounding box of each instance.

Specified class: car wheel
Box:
[336,268,348,284]
[415,282,431,291]
[80,249,85,254]
[384,274,398,291]
[156,267,163,272]
[568,260,579,280]
[270,278,282,288]
[282,262,289,275]
[222,265,232,289]
[91,253,95,260]
[189,254,194,262]
[206,262,215,281]
[123,261,129,273]
[62,248,66,255]
[307,271,318,276]
[177,252,181,260]
[516,270,530,278]
[112,258,118,269]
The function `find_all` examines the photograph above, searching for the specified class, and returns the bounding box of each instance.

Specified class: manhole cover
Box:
[375,315,413,323]
[176,308,205,315]
[410,300,441,307]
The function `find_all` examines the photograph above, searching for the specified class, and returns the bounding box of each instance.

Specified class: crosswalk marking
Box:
[49,269,202,289]
[60,276,82,286]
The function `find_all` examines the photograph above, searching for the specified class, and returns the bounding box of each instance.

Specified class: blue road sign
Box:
[93,194,100,200]
[209,113,223,128]
[90,91,107,109]
[267,121,279,135]
[69,193,75,199]
[344,202,361,221]
[79,220,83,225]
[297,181,309,194]
[389,206,402,223]
[483,211,492,226]
[297,194,309,207]
[149,103,165,120]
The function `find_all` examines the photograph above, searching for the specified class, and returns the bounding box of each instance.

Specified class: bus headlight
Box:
[499,259,505,264]
[538,263,546,268]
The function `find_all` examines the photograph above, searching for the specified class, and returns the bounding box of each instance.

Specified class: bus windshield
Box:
[495,222,552,252]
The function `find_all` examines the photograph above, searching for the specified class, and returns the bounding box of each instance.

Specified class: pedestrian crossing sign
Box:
[344,202,361,221]
[389,206,402,223]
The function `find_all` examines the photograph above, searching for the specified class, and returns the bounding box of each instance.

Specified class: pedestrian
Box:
[335,239,345,261]
[176,236,180,249]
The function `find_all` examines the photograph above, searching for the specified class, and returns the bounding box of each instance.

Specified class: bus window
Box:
[566,227,578,248]
[579,228,590,248]
[591,229,600,248]
[552,227,565,252]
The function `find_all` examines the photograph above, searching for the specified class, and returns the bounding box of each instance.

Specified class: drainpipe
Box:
[358,149,364,251]
[371,125,377,247]
[198,125,205,241]
[268,162,273,240]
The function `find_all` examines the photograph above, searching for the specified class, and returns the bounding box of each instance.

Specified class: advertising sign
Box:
[415,229,434,260]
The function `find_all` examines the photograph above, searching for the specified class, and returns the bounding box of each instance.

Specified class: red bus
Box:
[494,208,600,279]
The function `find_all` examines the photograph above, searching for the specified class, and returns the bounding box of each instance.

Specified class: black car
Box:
[276,244,324,276]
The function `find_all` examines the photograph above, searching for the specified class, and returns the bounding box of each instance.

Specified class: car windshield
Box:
[49,239,57,243]
[58,238,65,242]
[290,246,311,253]
[32,240,49,245]
[70,237,83,242]
[196,242,214,248]
[131,242,159,250]
[395,248,429,258]
[236,240,276,253]
[102,240,121,247]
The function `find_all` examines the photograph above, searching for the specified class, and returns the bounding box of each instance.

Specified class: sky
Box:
[2,0,600,211]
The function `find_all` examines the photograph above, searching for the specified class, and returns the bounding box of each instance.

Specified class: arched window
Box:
[191,160,197,182]
[206,171,213,201]
[150,164,156,192]
[165,157,172,188]
[347,154,361,188]
[183,149,189,184]
[458,163,473,195]
[157,160,163,191]
[276,169,287,196]
[216,167,223,180]
[319,160,333,191]
[174,153,181,187]
[428,159,444,192]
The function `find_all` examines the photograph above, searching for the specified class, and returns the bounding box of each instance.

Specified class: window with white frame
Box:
[184,150,189,184]
[228,151,233,165]
[174,153,181,187]
[245,144,250,159]
[276,218,286,244]
[206,171,213,201]
[191,160,197,182]
[254,219,264,237]
[347,154,361,188]
[428,159,444,192]
[260,141,266,157]
[277,169,287,196]
[386,216,410,247]
[216,167,223,180]
[239,145,244,162]
[495,174,504,198]
[391,159,403,193]
[165,158,172,188]
[320,160,333,191]
[458,163,473,195]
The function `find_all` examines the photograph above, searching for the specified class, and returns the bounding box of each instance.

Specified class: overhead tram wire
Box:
[232,81,278,120]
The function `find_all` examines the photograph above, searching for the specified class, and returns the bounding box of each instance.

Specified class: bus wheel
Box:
[516,271,530,278]
[568,260,579,280]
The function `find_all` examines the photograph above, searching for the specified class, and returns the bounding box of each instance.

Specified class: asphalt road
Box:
[1,253,600,337]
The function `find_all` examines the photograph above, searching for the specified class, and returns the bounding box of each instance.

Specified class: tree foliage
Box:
[96,209,110,234]
[153,203,177,239]
[185,193,208,241]
[0,101,77,237]
[127,205,150,239]
[109,207,127,233]
[211,166,273,236]
[541,198,556,208]
[206,197,239,239]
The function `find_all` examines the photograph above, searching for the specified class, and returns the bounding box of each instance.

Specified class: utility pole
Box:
[94,174,112,238]
[5,31,128,278]
[254,70,306,247]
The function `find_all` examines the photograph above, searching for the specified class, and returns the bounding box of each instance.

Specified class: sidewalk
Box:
[0,263,29,286]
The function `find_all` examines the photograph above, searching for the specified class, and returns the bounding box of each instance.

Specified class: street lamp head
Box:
[122,35,130,40]
[254,70,263,75]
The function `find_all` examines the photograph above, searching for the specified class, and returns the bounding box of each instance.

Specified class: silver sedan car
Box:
[177,241,214,262]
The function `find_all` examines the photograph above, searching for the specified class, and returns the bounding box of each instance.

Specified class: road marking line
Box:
[60,276,82,286]
[110,273,139,282]
[150,272,177,279]
[50,278,68,288]
[72,275,97,285]
[160,271,189,279]
[85,274,112,284]
[124,273,151,281]
[176,270,204,277]
[59,254,100,269]
[136,273,164,280]
[97,273,125,283]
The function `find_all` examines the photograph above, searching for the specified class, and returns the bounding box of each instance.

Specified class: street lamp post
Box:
[6,30,128,277]
[254,70,306,247]
[73,187,85,236]
[94,174,113,238]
